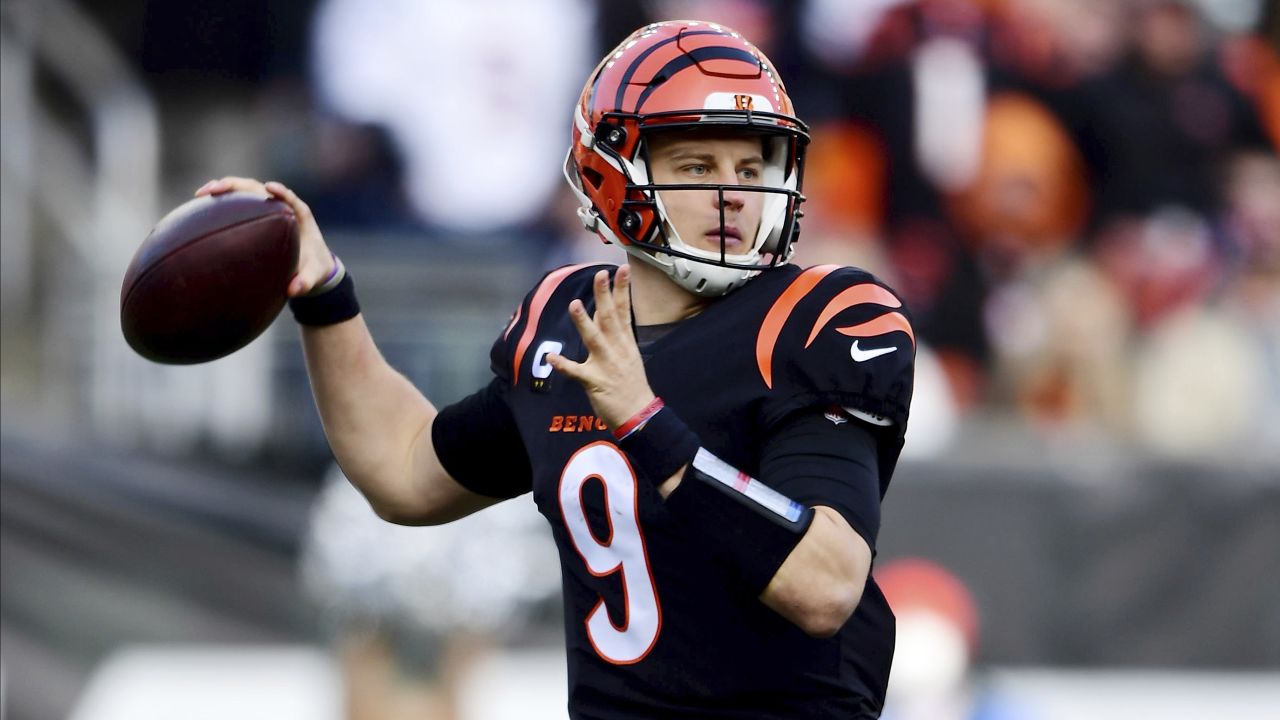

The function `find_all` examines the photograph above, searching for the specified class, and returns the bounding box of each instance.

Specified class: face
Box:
[646,131,767,257]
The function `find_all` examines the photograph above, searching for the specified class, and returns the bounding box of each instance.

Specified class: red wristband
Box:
[613,397,665,440]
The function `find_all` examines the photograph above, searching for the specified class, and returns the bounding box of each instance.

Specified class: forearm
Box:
[659,458,870,636]
[650,412,879,637]
[300,315,441,520]
[760,507,871,637]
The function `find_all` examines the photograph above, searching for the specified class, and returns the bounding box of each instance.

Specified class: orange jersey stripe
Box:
[835,312,915,347]
[755,265,840,389]
[804,283,902,348]
[512,264,594,384]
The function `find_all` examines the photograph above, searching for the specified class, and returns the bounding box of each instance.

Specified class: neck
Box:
[626,257,711,326]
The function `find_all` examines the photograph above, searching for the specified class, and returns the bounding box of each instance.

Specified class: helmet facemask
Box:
[567,108,808,296]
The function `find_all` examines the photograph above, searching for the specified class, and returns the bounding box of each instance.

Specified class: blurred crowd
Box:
[216,0,1279,462]
[781,0,1279,459]
[93,0,1279,461]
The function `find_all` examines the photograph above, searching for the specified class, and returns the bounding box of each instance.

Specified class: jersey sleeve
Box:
[758,408,883,549]
[759,267,916,437]
[487,263,614,384]
[432,378,532,499]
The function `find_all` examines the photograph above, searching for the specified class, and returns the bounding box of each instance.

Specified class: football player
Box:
[200,20,915,719]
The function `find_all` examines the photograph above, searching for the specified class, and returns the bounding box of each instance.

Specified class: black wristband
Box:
[288,272,360,326]
[664,448,815,595]
[616,405,699,484]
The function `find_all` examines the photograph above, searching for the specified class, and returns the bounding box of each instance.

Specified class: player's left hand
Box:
[547,266,656,431]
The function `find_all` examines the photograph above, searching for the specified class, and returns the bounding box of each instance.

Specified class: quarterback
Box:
[201,20,915,719]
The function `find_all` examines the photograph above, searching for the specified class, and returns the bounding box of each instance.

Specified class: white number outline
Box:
[557,441,663,665]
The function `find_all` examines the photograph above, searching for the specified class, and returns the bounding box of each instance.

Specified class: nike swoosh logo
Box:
[850,340,896,363]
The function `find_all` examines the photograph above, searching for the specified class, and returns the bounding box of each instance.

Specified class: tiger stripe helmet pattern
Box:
[564,21,810,296]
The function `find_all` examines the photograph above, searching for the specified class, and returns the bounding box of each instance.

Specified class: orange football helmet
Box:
[564,21,809,296]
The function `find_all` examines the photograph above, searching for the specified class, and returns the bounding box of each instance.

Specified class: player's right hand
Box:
[195,176,335,298]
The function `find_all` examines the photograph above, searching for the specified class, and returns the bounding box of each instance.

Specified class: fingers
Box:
[553,266,637,381]
[287,270,318,298]
[194,176,266,197]
[591,268,637,340]
[550,265,655,427]
[193,178,316,234]
[614,264,633,329]
[546,351,584,382]
[264,181,315,224]
[591,270,616,335]
[287,243,338,298]
[566,298,604,351]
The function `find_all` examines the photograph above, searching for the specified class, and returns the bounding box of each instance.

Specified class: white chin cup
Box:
[621,242,760,297]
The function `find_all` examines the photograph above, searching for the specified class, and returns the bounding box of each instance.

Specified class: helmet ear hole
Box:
[581,167,604,191]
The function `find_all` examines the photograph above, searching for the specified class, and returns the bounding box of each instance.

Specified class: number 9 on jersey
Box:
[558,442,662,664]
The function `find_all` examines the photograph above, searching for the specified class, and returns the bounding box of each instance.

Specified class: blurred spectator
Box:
[995,0,1129,83]
[984,257,1131,436]
[948,91,1131,435]
[878,558,1035,720]
[643,0,784,55]
[1218,31,1280,149]
[1129,298,1273,458]
[1075,0,1272,227]
[784,0,1279,451]
[788,119,891,278]
[309,0,596,235]
[946,93,1088,282]
[300,467,561,720]
[1120,149,1280,458]
[252,77,417,230]
[1218,150,1280,452]
[900,343,962,458]
[1093,207,1221,333]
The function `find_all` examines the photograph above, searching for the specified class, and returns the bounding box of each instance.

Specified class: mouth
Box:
[705,226,744,251]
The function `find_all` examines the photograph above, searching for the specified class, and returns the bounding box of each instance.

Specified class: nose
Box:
[713,175,746,213]
[715,191,745,213]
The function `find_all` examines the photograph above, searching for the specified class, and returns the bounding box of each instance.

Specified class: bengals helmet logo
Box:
[733,94,754,111]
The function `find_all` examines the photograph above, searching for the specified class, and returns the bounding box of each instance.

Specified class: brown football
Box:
[121,191,299,364]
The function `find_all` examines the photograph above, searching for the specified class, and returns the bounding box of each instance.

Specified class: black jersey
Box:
[442,263,914,719]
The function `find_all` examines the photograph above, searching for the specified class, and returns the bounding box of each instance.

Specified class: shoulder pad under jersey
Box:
[754,265,916,432]
[490,263,614,383]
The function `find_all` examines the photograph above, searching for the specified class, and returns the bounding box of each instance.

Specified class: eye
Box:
[682,164,709,177]
[739,166,761,182]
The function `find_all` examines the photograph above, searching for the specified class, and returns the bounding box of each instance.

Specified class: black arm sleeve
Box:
[431,378,533,499]
[758,409,883,550]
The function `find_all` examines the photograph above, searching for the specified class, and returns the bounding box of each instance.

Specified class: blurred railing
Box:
[0,0,542,461]
[264,233,544,461]
[1,0,158,439]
